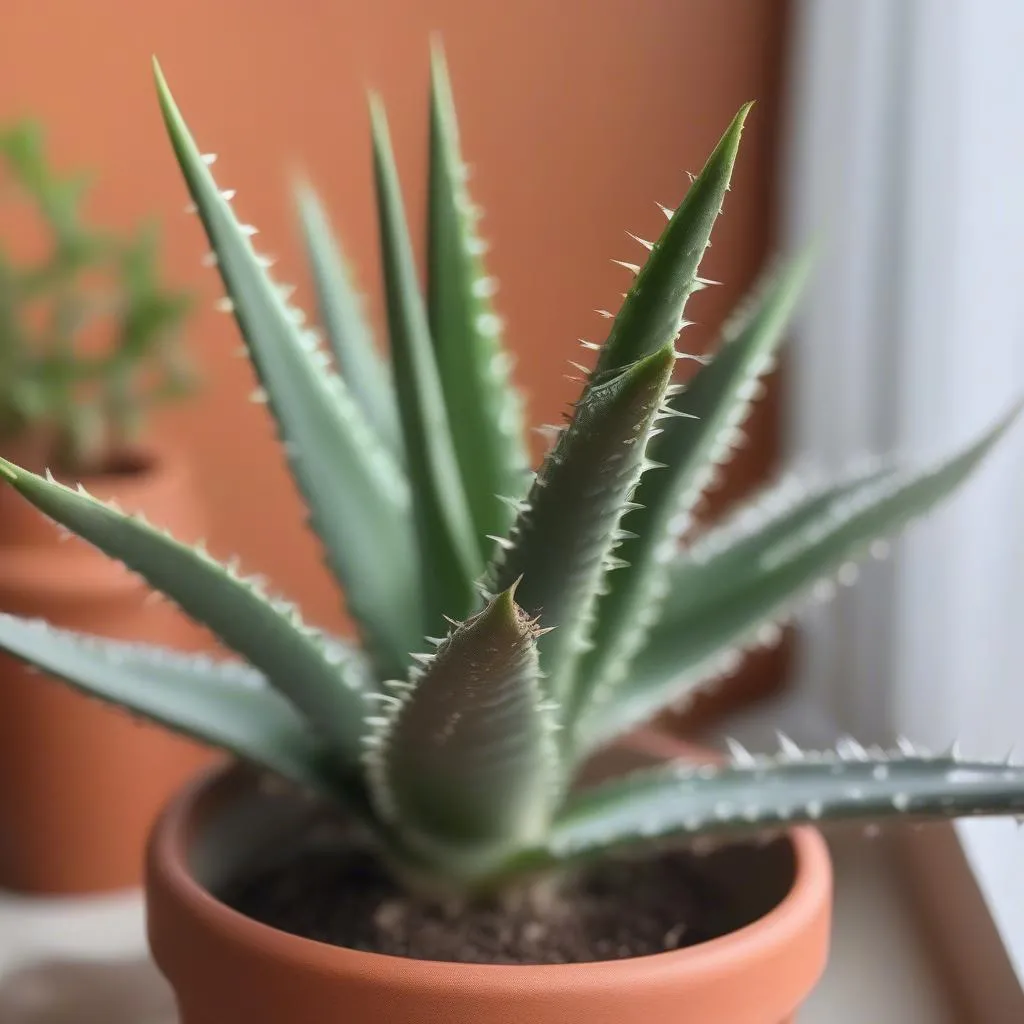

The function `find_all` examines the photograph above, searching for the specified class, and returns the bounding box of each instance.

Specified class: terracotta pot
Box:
[147,736,833,1024]
[0,441,213,894]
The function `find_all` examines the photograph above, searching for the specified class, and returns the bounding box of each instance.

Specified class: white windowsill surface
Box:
[0,835,957,1023]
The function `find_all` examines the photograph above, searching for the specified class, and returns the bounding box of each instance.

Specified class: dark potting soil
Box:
[223,837,788,965]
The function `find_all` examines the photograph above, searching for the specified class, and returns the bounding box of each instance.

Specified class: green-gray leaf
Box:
[491,345,676,699]
[370,94,483,631]
[575,255,811,722]
[0,614,332,793]
[580,404,1021,749]
[593,104,751,377]
[427,43,528,551]
[154,62,418,679]
[0,459,369,771]
[545,748,1024,863]
[366,585,558,857]
[294,180,403,458]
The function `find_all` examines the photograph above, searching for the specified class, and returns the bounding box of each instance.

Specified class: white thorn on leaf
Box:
[201,153,218,165]
[214,297,235,313]
[837,562,860,586]
[896,735,918,756]
[250,387,268,404]
[626,231,654,251]
[892,793,911,811]
[240,224,259,237]
[837,735,868,761]
[201,252,218,267]
[725,737,756,767]
[184,201,198,214]
[611,259,641,275]
[870,539,891,560]
[776,731,803,761]
[595,309,614,319]
[220,188,237,201]
[656,202,674,220]
[471,276,498,298]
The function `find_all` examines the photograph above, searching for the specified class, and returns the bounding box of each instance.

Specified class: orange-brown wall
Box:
[1,0,788,641]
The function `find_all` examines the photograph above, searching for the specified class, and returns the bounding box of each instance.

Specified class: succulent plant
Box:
[0,119,193,473]
[0,48,1020,896]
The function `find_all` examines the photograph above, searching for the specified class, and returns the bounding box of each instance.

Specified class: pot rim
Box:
[147,750,832,992]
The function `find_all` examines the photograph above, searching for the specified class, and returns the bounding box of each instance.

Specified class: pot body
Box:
[147,738,832,1024]
[0,443,212,893]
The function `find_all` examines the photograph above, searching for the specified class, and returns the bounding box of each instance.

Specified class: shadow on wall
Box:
[0,956,174,1024]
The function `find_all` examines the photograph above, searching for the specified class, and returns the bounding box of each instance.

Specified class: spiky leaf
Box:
[370,95,483,629]
[366,585,557,858]
[580,405,1021,748]
[427,43,528,551]
[593,104,751,377]
[576,256,810,722]
[0,460,370,769]
[545,747,1024,862]
[295,180,403,457]
[491,345,676,698]
[0,614,332,793]
[153,62,418,678]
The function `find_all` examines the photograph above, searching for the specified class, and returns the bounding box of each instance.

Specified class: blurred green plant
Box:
[0,120,194,473]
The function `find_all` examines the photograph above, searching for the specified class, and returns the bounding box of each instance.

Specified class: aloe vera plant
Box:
[0,48,1020,896]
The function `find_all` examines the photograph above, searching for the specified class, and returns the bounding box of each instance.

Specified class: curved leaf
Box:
[593,104,751,377]
[576,255,811,721]
[153,62,418,678]
[294,180,403,457]
[491,346,676,698]
[0,459,369,770]
[427,43,528,550]
[580,404,1021,749]
[547,746,1024,863]
[370,95,483,630]
[0,614,332,793]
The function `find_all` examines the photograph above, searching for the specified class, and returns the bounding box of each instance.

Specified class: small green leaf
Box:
[153,61,419,678]
[0,459,370,772]
[0,614,333,794]
[427,43,528,551]
[366,584,558,859]
[593,104,751,377]
[370,94,483,630]
[294,180,403,458]
[490,345,676,699]
[575,255,811,723]
[546,747,1024,863]
[580,404,1021,748]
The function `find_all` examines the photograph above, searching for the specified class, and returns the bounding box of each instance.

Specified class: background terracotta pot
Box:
[146,739,833,1024]
[0,442,213,894]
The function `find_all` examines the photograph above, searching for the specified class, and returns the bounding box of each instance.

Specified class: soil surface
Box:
[223,837,785,964]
